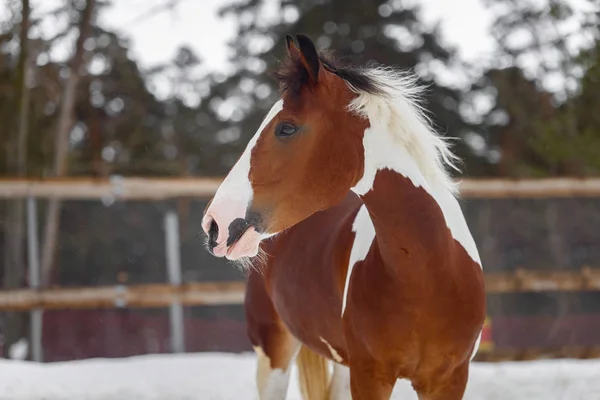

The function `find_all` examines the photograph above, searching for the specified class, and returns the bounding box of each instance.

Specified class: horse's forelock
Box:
[272,48,384,100]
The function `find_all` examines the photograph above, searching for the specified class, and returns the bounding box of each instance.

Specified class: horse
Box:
[201,34,486,400]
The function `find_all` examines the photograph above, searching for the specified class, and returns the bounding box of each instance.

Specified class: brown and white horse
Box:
[202,34,486,400]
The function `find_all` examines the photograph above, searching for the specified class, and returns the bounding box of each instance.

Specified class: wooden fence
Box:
[2,176,600,199]
[1,177,600,362]
[0,267,599,311]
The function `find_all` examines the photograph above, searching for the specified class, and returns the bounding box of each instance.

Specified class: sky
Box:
[99,0,240,74]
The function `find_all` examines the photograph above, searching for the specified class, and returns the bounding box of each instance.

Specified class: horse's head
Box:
[202,34,370,261]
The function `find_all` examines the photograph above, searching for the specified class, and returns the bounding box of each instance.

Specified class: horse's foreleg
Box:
[348,362,395,400]
[328,362,352,400]
[246,272,299,399]
[254,336,299,400]
[413,362,469,400]
[344,327,395,400]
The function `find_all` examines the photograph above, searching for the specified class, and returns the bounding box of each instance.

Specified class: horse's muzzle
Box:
[202,212,262,260]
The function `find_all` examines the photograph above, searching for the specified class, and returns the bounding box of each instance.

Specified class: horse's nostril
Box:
[208,219,219,247]
[227,218,250,247]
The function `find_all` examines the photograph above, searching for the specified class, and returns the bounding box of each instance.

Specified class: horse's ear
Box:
[285,34,299,56]
[295,34,320,84]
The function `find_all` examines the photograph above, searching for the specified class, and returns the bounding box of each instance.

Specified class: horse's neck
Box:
[351,125,481,267]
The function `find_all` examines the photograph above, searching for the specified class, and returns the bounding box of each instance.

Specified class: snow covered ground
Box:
[1,352,599,399]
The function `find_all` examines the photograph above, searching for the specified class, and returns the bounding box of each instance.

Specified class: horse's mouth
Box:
[224,226,261,260]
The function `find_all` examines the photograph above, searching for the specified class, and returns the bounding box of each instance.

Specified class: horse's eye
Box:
[275,122,298,137]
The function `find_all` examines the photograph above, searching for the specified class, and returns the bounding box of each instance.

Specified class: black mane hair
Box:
[271,49,386,98]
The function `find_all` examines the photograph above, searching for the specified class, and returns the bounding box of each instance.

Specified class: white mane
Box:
[345,66,461,196]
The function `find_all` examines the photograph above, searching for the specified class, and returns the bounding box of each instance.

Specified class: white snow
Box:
[0,352,599,399]
[8,339,29,361]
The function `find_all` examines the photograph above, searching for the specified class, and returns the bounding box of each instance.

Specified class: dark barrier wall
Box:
[55,198,244,286]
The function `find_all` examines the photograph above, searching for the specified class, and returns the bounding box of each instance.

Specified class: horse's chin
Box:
[230,248,268,272]
[203,226,272,271]
[232,256,256,271]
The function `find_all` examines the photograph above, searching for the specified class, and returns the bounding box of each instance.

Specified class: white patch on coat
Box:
[319,337,344,363]
[341,205,375,316]
[254,345,292,399]
[346,69,481,266]
[470,329,482,361]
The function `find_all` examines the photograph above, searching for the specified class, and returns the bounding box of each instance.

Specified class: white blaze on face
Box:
[202,99,284,259]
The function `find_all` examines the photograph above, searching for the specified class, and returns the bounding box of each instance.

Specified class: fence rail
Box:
[0,268,598,312]
[0,177,222,200]
[0,282,246,311]
[1,177,600,199]
[457,177,600,198]
[486,267,600,293]
[474,346,600,362]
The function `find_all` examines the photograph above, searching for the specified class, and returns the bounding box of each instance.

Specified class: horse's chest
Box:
[267,258,347,360]
[269,259,340,326]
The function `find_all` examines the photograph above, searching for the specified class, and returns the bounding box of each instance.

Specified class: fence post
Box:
[164,211,185,353]
[26,196,43,362]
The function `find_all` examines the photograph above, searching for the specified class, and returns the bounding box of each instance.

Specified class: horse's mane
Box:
[273,50,461,195]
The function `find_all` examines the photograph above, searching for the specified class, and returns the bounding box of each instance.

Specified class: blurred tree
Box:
[545,36,600,175]
[1,0,30,359]
[204,0,488,176]
[467,66,558,176]
[41,0,96,291]
[1,0,212,179]
[0,0,221,290]
[473,0,600,176]
[68,27,176,177]
[138,44,217,177]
